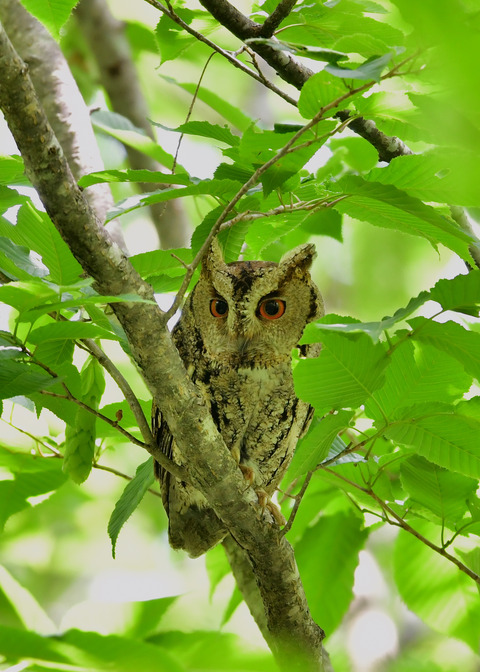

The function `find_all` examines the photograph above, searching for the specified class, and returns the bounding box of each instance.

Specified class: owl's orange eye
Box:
[258,298,286,320]
[210,298,228,317]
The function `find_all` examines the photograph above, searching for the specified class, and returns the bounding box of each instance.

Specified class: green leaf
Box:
[294,331,388,412]
[325,52,392,81]
[0,280,57,313]
[401,455,477,525]
[79,169,192,188]
[385,411,480,480]
[91,110,181,171]
[0,446,67,530]
[0,185,29,213]
[0,203,83,285]
[108,457,155,559]
[27,321,120,344]
[429,270,480,316]
[394,523,480,651]
[19,0,78,38]
[366,340,472,422]
[205,544,231,601]
[301,292,429,343]
[0,625,184,671]
[332,177,472,261]
[288,411,354,479]
[161,78,252,132]
[0,360,56,400]
[155,10,197,64]
[410,317,480,381]
[0,155,28,186]
[106,179,239,222]
[298,71,349,119]
[0,565,56,634]
[221,585,243,627]
[130,248,191,280]
[157,120,240,147]
[296,512,368,635]
[0,236,48,279]
[245,38,348,64]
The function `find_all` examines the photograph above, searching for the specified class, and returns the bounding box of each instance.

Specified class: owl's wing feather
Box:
[151,402,173,515]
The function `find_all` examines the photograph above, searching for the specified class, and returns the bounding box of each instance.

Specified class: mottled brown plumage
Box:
[152,239,323,557]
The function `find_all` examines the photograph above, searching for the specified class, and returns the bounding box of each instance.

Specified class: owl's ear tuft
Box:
[203,237,225,274]
[279,243,316,273]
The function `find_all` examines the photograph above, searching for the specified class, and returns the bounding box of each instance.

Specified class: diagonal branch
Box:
[0,23,328,671]
[260,0,300,37]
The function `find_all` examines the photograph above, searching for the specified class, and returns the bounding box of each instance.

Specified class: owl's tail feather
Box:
[168,504,227,558]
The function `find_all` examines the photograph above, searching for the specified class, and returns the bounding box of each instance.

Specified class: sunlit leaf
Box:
[401,455,477,524]
[294,331,388,412]
[296,512,368,635]
[108,457,156,558]
[394,523,480,651]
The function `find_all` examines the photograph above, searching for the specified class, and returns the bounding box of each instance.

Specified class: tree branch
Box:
[259,0,300,38]
[75,0,190,249]
[0,24,327,670]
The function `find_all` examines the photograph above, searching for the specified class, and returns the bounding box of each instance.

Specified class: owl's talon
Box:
[239,464,255,484]
[266,499,286,526]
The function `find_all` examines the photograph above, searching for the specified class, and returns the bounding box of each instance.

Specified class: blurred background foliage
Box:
[1,0,480,671]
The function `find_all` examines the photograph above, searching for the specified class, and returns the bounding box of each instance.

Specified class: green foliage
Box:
[1,0,480,670]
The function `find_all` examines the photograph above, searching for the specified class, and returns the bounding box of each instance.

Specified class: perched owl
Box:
[152,238,324,557]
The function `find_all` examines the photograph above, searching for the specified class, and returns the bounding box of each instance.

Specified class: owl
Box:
[152,238,324,557]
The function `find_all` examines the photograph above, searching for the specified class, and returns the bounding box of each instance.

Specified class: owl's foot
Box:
[256,489,286,526]
[239,463,255,485]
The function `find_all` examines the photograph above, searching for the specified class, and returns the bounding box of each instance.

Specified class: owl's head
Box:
[189,239,324,367]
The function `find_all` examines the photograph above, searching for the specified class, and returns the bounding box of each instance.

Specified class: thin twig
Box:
[173,52,216,173]
[322,466,480,586]
[260,0,299,37]
[143,0,298,107]
[282,470,313,536]
[78,337,154,446]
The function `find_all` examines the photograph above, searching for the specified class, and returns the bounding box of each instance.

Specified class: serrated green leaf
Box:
[108,457,155,558]
[385,412,480,479]
[394,523,480,651]
[325,52,392,81]
[429,270,480,316]
[0,280,57,313]
[0,446,67,530]
[161,78,252,132]
[28,321,120,344]
[161,120,240,147]
[289,411,354,479]
[296,512,368,635]
[91,110,182,171]
[0,625,184,671]
[0,565,56,634]
[0,360,56,400]
[410,317,480,380]
[106,179,239,222]
[19,0,78,38]
[302,292,430,343]
[205,544,231,601]
[294,331,388,412]
[246,38,348,64]
[401,455,477,524]
[0,237,48,278]
[0,155,28,186]
[0,203,83,285]
[79,169,192,188]
[366,340,472,422]
[130,248,191,279]
[332,177,472,261]
[298,71,349,119]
